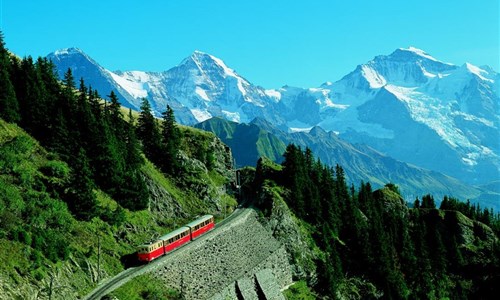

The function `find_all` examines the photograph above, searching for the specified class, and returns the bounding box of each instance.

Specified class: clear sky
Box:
[2,0,498,88]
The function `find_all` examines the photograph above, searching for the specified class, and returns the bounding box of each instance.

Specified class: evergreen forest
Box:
[250,145,500,299]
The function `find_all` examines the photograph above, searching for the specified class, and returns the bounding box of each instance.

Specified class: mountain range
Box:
[46,47,500,206]
[195,117,500,209]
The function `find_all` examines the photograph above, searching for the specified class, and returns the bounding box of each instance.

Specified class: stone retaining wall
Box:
[150,209,293,299]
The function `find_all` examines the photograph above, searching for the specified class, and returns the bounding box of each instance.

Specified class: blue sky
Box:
[2,0,498,88]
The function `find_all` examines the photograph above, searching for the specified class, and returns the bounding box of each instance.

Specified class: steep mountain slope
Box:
[195,117,489,206]
[195,117,287,167]
[47,47,499,186]
[47,48,139,109]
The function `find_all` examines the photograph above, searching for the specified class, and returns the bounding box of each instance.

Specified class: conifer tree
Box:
[281,144,306,217]
[107,91,123,128]
[137,98,162,165]
[0,31,19,123]
[15,57,45,135]
[413,197,421,208]
[421,194,436,209]
[161,105,182,174]
[66,148,98,220]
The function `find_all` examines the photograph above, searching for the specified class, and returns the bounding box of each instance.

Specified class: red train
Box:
[137,215,215,262]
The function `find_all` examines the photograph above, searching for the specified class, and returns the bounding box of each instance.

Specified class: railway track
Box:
[82,206,248,300]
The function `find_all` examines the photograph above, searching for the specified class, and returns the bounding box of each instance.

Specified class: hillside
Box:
[0,118,236,299]
[195,117,287,166]
[248,152,500,299]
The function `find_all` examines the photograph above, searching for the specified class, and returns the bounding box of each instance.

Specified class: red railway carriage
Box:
[159,226,191,253]
[185,215,215,240]
[137,239,164,262]
[136,214,215,262]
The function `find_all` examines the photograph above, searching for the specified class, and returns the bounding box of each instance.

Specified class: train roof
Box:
[184,215,213,228]
[138,239,163,247]
[158,226,190,241]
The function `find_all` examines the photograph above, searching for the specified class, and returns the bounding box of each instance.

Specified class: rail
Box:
[82,206,247,300]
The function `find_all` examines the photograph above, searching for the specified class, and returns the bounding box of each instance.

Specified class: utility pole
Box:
[48,274,54,300]
[97,230,101,283]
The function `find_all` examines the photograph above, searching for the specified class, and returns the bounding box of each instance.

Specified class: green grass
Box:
[111,274,181,300]
[283,281,316,300]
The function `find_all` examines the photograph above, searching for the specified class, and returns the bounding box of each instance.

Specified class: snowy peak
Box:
[193,50,239,78]
[362,47,458,86]
[52,47,85,56]
[47,47,99,67]
[397,46,441,62]
[463,62,495,82]
[178,50,242,81]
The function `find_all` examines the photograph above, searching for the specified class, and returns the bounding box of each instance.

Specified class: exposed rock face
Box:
[150,209,293,299]
[144,175,186,220]
[145,128,236,219]
[259,188,318,282]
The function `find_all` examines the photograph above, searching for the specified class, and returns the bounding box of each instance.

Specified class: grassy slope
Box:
[0,119,234,299]
[195,117,287,167]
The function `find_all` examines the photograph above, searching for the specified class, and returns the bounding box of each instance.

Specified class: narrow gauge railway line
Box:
[83,206,248,300]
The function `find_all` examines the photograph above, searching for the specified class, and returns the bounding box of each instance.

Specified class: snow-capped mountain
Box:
[47,47,499,185]
[311,47,499,185]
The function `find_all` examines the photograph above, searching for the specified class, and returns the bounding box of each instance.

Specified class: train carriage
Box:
[159,226,191,253]
[137,239,164,262]
[185,215,215,240]
[137,214,215,262]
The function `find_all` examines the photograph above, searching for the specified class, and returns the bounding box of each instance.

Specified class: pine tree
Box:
[66,148,98,220]
[413,197,421,209]
[62,68,75,96]
[15,57,45,134]
[161,105,182,174]
[421,194,436,209]
[137,98,162,164]
[107,91,123,128]
[0,31,19,123]
[281,144,306,217]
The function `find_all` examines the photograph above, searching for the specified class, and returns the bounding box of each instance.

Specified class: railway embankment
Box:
[149,208,293,299]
